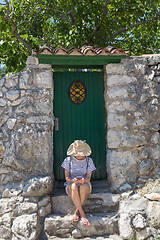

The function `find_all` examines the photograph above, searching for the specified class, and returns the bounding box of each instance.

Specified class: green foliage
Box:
[0,0,160,75]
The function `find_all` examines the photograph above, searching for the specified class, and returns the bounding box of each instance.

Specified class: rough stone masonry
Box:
[0,54,159,239]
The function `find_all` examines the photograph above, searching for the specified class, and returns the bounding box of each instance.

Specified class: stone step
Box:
[44,212,119,239]
[52,193,120,215]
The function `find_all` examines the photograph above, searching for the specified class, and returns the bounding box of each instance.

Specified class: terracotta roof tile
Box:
[35,45,129,56]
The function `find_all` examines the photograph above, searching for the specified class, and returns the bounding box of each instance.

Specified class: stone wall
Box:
[0,56,54,239]
[0,54,160,239]
[105,54,160,191]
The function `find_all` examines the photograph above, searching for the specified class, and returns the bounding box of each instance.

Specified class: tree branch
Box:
[89,0,110,37]
[5,0,32,54]
[107,11,160,39]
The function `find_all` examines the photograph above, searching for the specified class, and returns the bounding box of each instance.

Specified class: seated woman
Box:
[61,140,96,227]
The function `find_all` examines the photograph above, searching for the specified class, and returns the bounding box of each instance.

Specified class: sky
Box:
[0,0,5,4]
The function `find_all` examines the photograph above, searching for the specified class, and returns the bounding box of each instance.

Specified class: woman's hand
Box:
[78,178,85,184]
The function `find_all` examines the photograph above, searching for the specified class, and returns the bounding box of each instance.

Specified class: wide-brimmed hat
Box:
[67,140,91,156]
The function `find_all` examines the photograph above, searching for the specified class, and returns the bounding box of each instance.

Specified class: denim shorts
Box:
[65,182,92,196]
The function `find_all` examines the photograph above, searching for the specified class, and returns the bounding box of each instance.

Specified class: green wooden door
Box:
[53,71,106,180]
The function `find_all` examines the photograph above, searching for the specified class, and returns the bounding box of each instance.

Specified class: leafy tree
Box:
[0,0,160,76]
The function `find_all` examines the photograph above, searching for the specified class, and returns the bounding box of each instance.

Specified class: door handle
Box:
[54,118,59,131]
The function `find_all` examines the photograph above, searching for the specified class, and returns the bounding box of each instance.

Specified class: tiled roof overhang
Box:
[34,45,129,68]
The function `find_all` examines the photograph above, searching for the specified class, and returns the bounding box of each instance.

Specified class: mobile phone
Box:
[76,177,82,180]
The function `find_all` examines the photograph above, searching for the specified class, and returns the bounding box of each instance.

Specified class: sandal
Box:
[72,214,80,222]
[81,217,90,227]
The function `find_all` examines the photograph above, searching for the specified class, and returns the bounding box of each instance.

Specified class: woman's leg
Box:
[68,183,91,226]
[78,183,91,226]
[67,183,86,220]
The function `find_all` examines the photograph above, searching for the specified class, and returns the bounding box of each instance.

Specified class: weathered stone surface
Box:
[0,225,12,239]
[0,77,5,87]
[139,160,153,176]
[38,203,51,217]
[1,212,12,227]
[34,70,53,89]
[107,75,137,87]
[22,176,53,197]
[2,188,22,198]
[145,193,160,201]
[0,98,7,107]
[107,150,138,189]
[119,213,134,240]
[132,214,147,229]
[136,227,152,240]
[7,118,17,129]
[0,198,10,216]
[72,228,82,239]
[44,213,118,238]
[107,88,128,98]
[2,130,53,176]
[26,56,39,65]
[52,193,120,215]
[107,130,147,148]
[146,201,160,228]
[119,195,147,214]
[108,114,126,128]
[0,142,5,158]
[5,78,17,88]
[0,106,12,127]
[12,213,39,240]
[6,90,20,101]
[148,54,160,65]
[38,195,51,208]
[12,202,38,217]
[19,70,33,89]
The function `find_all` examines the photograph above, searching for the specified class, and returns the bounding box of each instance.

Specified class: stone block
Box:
[107,75,137,87]
[6,90,20,101]
[119,196,147,214]
[136,227,152,240]
[38,203,51,217]
[22,176,53,197]
[139,160,152,176]
[2,130,53,176]
[107,130,146,148]
[119,213,134,240]
[0,78,5,87]
[107,150,138,190]
[34,70,53,89]
[26,56,39,65]
[38,195,50,208]
[148,54,160,65]
[44,213,118,238]
[0,225,12,239]
[132,214,147,229]
[108,114,126,128]
[7,118,17,130]
[12,202,38,217]
[12,213,40,240]
[5,78,17,88]
[0,198,10,216]
[107,88,128,99]
[108,101,125,112]
[52,193,120,215]
[0,98,7,107]
[146,201,160,228]
[1,212,12,227]
[106,63,128,75]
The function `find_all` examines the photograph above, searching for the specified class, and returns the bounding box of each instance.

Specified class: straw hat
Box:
[67,140,91,156]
